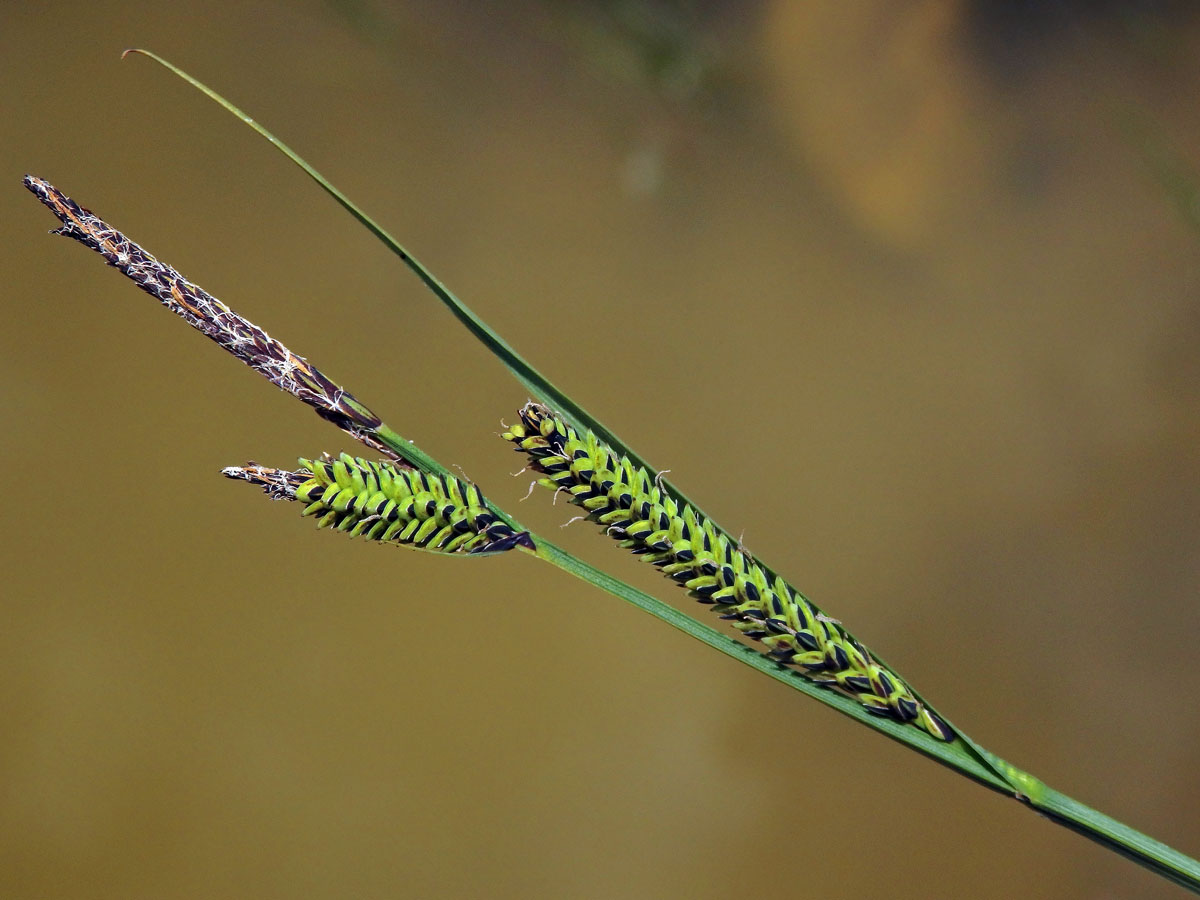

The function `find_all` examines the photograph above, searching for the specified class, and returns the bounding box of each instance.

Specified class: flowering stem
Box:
[30,57,1200,889]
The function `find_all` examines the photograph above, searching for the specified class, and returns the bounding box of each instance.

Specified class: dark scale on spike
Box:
[828,644,850,671]
[501,401,954,743]
[877,671,896,697]
[796,631,821,652]
[896,697,919,721]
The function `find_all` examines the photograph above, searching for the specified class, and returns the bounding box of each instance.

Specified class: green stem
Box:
[1036,787,1200,892]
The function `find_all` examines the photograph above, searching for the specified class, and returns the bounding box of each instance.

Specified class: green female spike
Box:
[224,455,534,556]
[503,402,952,742]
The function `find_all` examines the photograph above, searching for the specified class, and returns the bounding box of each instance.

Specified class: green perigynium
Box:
[503,402,953,741]
[224,454,534,554]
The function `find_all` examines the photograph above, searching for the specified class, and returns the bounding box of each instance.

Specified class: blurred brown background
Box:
[3,1,1199,897]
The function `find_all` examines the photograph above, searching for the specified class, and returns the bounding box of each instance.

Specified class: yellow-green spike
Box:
[502,402,951,742]
[223,459,534,556]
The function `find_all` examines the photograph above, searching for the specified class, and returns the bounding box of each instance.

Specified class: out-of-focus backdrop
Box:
[3,2,1199,897]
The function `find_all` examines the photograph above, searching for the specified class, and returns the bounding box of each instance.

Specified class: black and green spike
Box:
[224,454,534,555]
[503,402,951,741]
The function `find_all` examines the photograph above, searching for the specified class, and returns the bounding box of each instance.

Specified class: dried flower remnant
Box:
[23,175,392,456]
[224,454,534,554]
[503,402,952,741]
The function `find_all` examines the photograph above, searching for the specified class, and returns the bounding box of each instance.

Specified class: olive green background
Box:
[3,2,1199,897]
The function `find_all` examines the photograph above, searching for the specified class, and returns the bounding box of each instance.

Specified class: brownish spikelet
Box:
[24,175,392,456]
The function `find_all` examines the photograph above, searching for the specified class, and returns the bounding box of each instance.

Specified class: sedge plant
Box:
[23,49,1200,894]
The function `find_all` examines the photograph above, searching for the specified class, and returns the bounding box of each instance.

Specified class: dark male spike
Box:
[24,175,396,459]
